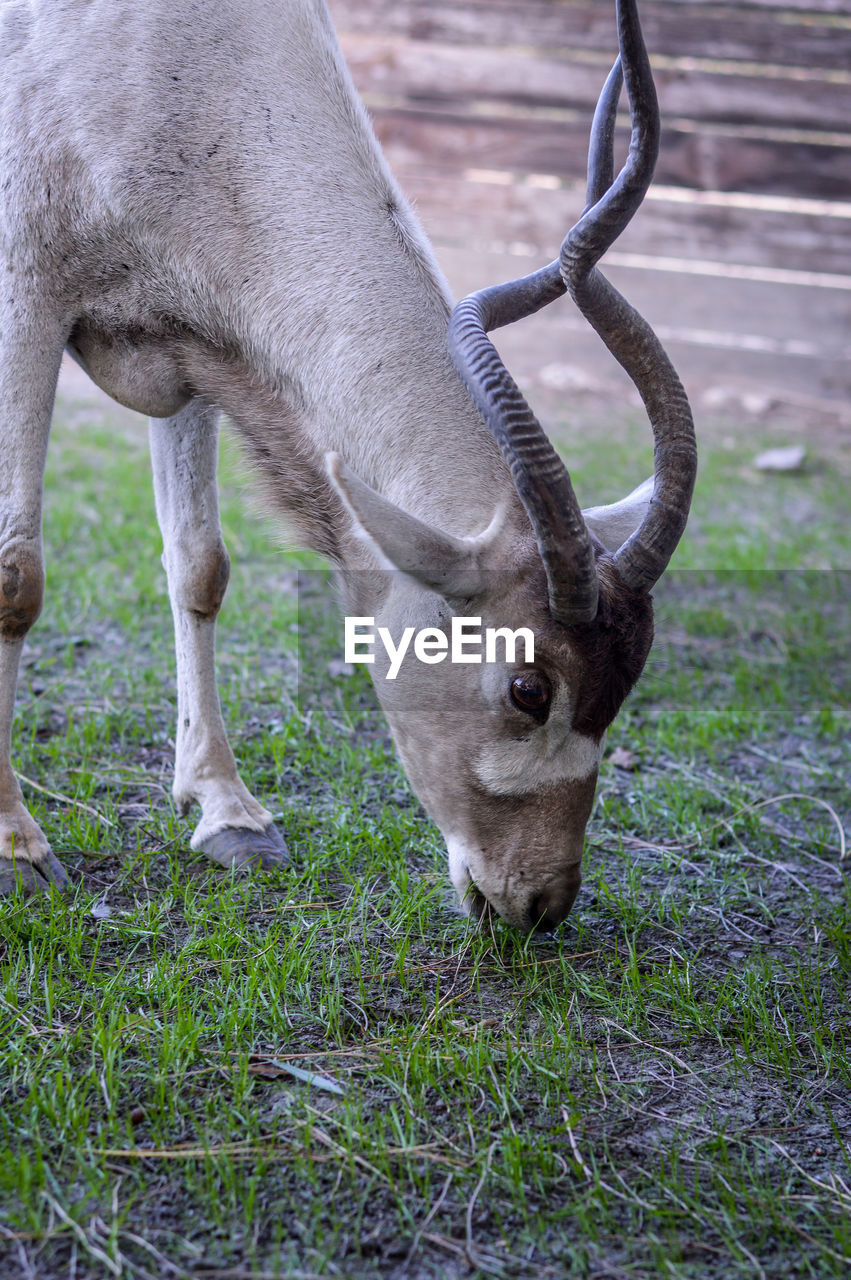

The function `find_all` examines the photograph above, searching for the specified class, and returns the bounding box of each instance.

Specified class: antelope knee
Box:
[0,545,44,640]
[170,539,230,620]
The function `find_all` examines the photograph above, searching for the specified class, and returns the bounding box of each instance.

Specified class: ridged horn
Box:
[448,0,697,620]
[449,269,598,624]
[561,0,697,594]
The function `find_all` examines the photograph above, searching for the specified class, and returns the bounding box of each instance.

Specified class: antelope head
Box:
[331,0,696,932]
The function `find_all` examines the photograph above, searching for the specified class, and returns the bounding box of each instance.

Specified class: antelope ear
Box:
[582,476,655,553]
[327,453,503,599]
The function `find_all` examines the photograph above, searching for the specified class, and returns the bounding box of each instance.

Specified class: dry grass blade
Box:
[40,1194,122,1277]
[601,1019,699,1078]
[192,1271,326,1280]
[92,1141,276,1161]
[696,791,848,861]
[307,1124,388,1183]
[464,1140,506,1274]
[769,1140,851,1210]
[403,1171,454,1267]
[561,1107,593,1180]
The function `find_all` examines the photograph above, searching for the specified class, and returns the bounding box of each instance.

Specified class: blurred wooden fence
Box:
[328,0,851,407]
[332,0,850,201]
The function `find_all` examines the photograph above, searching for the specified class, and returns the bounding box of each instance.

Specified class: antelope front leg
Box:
[0,315,69,894]
[0,641,69,894]
[149,401,289,872]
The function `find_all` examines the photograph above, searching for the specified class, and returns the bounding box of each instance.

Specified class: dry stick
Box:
[14,770,117,829]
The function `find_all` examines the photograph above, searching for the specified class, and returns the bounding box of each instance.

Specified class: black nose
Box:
[530,872,581,932]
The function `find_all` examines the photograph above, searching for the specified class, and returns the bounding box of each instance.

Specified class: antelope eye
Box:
[509,671,552,722]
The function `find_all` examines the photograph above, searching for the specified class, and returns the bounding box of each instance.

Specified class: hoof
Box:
[199,822,290,873]
[0,851,71,896]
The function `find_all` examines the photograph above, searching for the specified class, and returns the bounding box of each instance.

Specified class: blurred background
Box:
[327,0,850,461]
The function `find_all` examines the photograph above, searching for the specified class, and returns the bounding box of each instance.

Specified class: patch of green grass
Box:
[0,392,849,1278]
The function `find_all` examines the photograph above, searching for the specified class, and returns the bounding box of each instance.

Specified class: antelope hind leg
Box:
[149,401,289,873]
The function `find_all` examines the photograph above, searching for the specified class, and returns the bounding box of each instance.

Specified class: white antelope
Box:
[0,0,696,930]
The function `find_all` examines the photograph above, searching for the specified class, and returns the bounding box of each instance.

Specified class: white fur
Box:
[149,402,275,847]
[583,476,655,552]
[475,732,603,796]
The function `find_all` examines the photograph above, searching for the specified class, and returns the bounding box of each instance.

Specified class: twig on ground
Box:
[14,770,117,829]
[561,1107,593,1180]
[465,1140,500,1272]
[40,1194,122,1277]
[602,1019,699,1079]
[404,1171,454,1267]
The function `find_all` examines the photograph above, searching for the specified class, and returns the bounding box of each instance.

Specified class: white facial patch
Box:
[446,834,481,911]
[474,731,603,796]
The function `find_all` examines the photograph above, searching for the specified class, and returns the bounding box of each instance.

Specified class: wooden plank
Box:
[368,105,851,199]
[659,0,850,14]
[389,169,851,279]
[339,35,851,134]
[330,0,851,74]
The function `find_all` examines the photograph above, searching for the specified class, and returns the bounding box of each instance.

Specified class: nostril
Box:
[530,874,581,933]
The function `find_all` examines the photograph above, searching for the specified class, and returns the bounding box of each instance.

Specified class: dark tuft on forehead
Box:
[567,558,655,740]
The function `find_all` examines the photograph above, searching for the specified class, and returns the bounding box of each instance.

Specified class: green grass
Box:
[549,403,851,571]
[0,385,849,1279]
